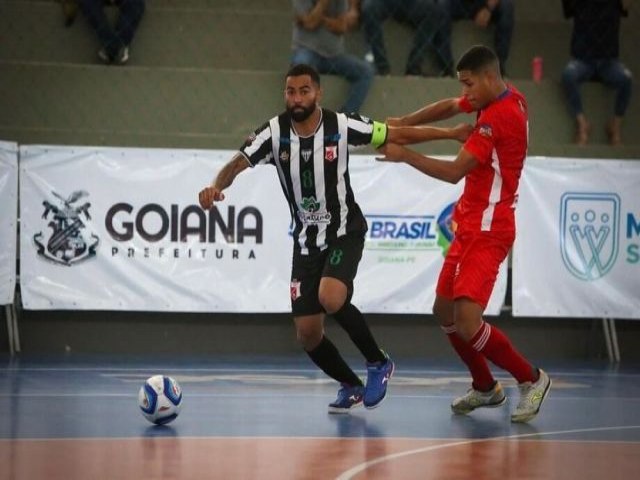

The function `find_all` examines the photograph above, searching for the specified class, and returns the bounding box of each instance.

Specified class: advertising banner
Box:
[19,146,292,311]
[19,146,507,314]
[351,158,507,315]
[513,157,640,319]
[0,141,18,305]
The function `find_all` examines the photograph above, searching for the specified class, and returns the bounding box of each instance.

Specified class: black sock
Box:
[332,303,386,364]
[306,336,362,387]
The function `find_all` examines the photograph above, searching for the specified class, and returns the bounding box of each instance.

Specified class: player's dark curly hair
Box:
[456,45,500,74]
[286,64,321,86]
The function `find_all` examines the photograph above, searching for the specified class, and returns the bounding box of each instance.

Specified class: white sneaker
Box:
[115,46,129,65]
[451,381,506,415]
[511,369,551,423]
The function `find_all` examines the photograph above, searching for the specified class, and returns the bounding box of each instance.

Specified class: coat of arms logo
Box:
[33,190,100,266]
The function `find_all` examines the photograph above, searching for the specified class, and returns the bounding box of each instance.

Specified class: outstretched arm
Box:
[198,153,250,209]
[387,98,463,127]
[376,143,478,184]
[387,123,473,145]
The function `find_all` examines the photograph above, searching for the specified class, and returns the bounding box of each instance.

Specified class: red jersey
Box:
[454,86,528,233]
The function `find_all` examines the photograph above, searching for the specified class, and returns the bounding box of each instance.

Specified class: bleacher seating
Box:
[0,0,638,157]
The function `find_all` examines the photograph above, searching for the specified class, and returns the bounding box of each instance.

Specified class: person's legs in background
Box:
[404,0,452,76]
[562,58,596,145]
[79,0,121,62]
[291,48,373,113]
[360,0,395,75]
[114,0,146,63]
[598,59,633,146]
[325,54,374,113]
[291,46,323,69]
[436,0,469,76]
[491,0,514,76]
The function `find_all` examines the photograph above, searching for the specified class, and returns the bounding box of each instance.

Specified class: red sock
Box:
[470,321,536,384]
[442,325,495,391]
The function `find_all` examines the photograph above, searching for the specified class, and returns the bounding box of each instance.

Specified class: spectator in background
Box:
[360,0,453,77]
[292,0,374,113]
[561,0,632,146]
[80,0,145,65]
[438,0,514,77]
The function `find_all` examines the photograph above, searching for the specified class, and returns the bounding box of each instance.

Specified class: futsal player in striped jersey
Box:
[377,45,551,423]
[199,63,470,413]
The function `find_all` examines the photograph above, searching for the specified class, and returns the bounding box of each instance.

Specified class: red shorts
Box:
[436,230,514,309]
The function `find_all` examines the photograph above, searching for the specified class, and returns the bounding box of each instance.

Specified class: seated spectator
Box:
[80,0,145,65]
[292,0,374,113]
[360,0,452,77]
[439,0,514,76]
[561,0,632,145]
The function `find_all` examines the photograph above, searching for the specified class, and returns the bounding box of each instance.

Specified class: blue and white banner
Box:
[0,141,18,305]
[513,157,640,319]
[18,146,507,314]
[351,157,507,315]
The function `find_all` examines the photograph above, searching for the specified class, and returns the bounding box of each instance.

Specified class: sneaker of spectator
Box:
[80,0,145,66]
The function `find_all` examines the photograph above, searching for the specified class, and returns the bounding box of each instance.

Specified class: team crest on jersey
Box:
[325,145,337,162]
[290,279,301,301]
[478,124,493,138]
[301,149,312,162]
[279,150,290,162]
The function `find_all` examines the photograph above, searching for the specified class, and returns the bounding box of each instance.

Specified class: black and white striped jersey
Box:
[239,108,387,254]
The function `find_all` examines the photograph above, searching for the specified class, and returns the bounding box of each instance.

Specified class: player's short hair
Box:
[456,45,500,74]
[286,64,321,86]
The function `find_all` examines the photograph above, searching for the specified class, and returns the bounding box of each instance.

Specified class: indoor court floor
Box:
[1,355,639,479]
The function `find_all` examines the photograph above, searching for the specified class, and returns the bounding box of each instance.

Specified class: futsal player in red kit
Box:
[378,45,551,423]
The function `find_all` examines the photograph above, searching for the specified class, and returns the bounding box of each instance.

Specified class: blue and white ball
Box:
[138,375,182,425]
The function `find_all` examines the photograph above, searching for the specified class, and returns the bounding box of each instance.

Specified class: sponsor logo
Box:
[105,203,263,260]
[365,213,437,264]
[365,204,455,263]
[298,196,331,224]
[300,196,320,213]
[33,190,99,266]
[560,192,620,280]
[478,124,492,138]
[279,150,290,162]
[301,149,312,162]
[325,145,337,162]
[367,214,438,243]
[290,279,301,301]
[436,202,456,257]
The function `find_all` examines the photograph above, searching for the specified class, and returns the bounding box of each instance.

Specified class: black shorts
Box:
[290,233,365,316]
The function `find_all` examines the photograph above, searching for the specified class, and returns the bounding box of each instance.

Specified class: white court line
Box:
[335,425,640,480]
[1,393,640,404]
[2,430,639,444]
[3,366,640,378]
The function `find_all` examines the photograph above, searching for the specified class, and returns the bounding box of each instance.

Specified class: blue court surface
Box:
[1,355,639,479]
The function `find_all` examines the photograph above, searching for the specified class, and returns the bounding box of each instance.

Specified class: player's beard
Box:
[288,103,316,122]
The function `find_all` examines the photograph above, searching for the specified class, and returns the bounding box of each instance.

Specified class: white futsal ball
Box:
[138,375,183,425]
